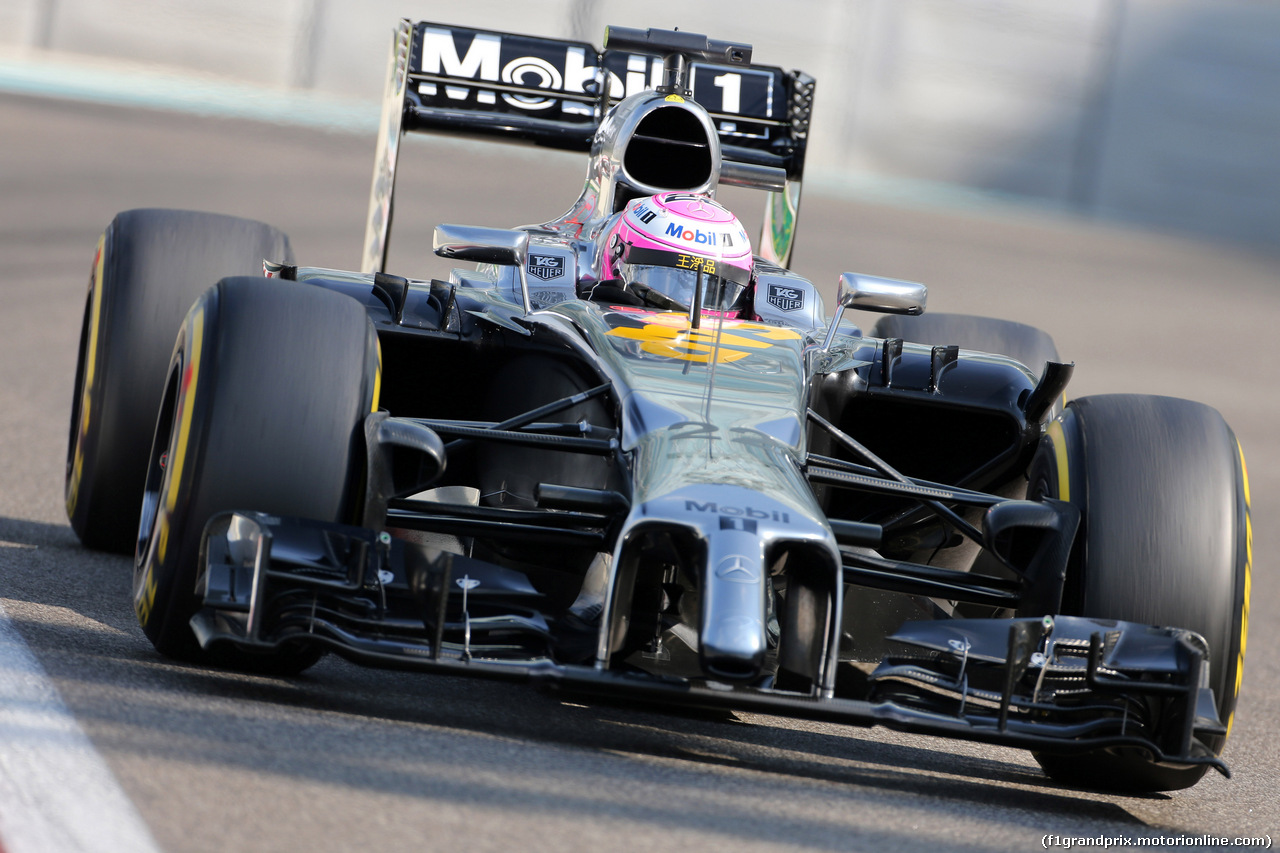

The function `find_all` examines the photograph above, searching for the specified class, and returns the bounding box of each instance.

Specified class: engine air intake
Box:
[624,107,713,190]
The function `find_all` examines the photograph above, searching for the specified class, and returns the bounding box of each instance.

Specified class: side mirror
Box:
[837,272,927,316]
[433,224,527,264]
[433,225,532,312]
[821,272,928,351]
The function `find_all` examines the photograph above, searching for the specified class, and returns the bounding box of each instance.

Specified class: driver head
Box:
[603,193,753,313]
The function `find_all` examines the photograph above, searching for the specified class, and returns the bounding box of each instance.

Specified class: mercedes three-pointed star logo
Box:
[715,554,758,583]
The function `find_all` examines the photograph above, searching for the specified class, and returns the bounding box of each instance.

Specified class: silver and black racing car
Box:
[65,21,1251,793]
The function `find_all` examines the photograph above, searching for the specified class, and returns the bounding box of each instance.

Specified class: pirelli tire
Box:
[1029,394,1251,792]
[133,277,380,673]
[869,312,1060,385]
[65,209,294,554]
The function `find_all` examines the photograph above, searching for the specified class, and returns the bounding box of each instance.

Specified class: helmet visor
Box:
[616,246,750,312]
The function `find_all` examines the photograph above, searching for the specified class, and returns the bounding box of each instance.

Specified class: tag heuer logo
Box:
[528,254,565,281]
[767,284,803,312]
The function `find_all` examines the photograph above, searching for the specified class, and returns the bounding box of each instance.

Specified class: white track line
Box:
[0,602,162,853]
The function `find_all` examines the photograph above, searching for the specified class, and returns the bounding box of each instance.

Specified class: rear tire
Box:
[133,277,380,672]
[66,209,293,554]
[1029,394,1251,791]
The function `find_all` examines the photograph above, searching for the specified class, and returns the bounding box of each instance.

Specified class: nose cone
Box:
[700,531,768,681]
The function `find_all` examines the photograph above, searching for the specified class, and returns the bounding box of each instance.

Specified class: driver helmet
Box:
[602,192,753,313]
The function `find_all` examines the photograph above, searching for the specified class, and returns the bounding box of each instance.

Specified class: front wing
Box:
[191,510,1229,777]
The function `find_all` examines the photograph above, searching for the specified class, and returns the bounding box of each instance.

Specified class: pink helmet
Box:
[603,193,753,312]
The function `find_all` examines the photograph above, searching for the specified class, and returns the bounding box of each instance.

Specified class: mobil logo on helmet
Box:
[632,203,658,224]
[664,223,718,246]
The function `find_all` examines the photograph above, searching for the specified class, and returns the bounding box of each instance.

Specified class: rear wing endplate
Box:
[363,20,815,273]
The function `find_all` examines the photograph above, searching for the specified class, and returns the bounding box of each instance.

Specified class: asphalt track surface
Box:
[1,91,1278,852]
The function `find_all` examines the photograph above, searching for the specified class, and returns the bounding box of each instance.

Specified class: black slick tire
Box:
[66,209,293,554]
[133,277,380,673]
[1029,394,1251,791]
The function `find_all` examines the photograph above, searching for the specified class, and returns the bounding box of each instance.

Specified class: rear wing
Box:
[363,20,815,273]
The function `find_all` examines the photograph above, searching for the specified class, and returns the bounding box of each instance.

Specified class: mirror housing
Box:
[821,272,928,351]
[433,224,528,265]
[433,224,533,313]
[837,272,927,315]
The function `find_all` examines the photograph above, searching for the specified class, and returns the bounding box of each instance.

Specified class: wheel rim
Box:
[136,361,181,568]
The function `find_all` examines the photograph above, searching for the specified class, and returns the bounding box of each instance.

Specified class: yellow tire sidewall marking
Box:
[66,234,107,517]
[372,335,383,412]
[1228,440,1251,737]
[137,306,204,626]
[160,307,203,557]
[1046,419,1069,502]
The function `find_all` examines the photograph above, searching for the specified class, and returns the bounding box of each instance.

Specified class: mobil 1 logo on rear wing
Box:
[409,23,787,141]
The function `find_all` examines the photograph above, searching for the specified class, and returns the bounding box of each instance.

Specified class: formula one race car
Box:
[65,22,1251,793]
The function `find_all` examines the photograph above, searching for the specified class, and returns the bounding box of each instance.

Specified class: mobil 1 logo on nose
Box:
[528,254,565,280]
[767,284,803,312]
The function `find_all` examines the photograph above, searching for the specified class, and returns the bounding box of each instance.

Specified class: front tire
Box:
[1030,394,1251,791]
[134,277,380,672]
[66,209,293,553]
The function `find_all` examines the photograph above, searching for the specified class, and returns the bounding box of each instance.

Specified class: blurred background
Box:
[1,0,1278,251]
